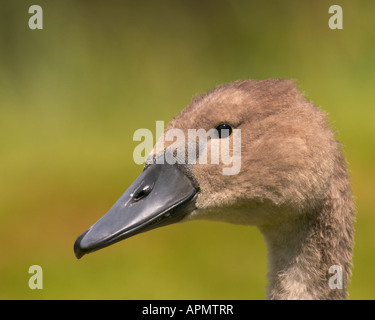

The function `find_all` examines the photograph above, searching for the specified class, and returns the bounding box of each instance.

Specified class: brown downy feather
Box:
[151,79,355,299]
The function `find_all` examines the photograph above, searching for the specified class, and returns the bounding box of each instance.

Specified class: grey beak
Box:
[74,164,198,259]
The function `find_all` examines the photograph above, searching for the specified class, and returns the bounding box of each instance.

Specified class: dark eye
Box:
[215,123,233,138]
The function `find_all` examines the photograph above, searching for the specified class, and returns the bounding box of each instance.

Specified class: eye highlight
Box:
[215,123,233,138]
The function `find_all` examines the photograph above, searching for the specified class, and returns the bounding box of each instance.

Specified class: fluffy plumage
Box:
[154,79,355,299]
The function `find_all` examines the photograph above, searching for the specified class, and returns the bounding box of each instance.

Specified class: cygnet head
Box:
[74,79,354,301]
[161,79,340,227]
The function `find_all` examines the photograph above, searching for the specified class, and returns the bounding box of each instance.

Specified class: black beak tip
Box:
[74,230,89,259]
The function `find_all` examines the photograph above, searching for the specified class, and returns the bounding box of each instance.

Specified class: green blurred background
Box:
[1,0,374,299]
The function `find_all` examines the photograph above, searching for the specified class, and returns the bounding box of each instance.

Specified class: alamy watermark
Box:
[328,265,343,290]
[28,5,43,30]
[27,5,342,31]
[328,5,343,30]
[28,265,43,290]
[133,121,242,175]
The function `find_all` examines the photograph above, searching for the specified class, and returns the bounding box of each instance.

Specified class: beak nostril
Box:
[132,185,152,201]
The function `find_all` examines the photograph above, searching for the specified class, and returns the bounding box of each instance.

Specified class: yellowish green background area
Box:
[1,1,374,299]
